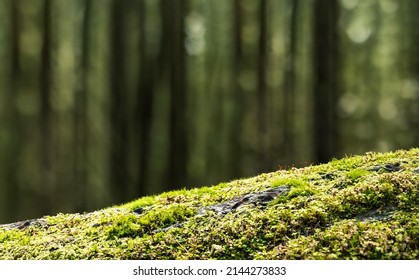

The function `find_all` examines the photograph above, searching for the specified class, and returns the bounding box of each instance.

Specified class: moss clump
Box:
[0,148,418,259]
[346,169,370,182]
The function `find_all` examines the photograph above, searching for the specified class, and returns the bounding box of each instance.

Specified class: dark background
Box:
[0,0,418,223]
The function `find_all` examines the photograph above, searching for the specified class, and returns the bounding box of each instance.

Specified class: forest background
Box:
[0,0,418,223]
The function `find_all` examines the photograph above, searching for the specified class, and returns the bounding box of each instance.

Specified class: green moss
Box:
[346,169,369,182]
[288,185,317,199]
[263,213,419,260]
[270,177,317,201]
[0,148,418,259]
[272,178,306,188]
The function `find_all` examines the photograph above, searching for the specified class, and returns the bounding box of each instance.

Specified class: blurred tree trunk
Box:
[229,0,244,178]
[160,0,188,189]
[109,0,129,203]
[282,0,299,164]
[408,0,419,144]
[312,0,340,163]
[136,0,154,196]
[4,0,22,218]
[40,0,53,214]
[257,0,268,172]
[73,0,91,212]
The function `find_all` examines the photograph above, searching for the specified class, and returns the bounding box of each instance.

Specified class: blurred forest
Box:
[0,0,418,223]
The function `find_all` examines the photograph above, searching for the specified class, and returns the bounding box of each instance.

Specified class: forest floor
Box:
[0,148,418,259]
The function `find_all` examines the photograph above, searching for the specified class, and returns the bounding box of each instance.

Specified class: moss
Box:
[346,169,369,182]
[0,148,418,259]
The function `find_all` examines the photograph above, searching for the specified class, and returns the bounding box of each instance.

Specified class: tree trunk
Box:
[282,0,299,164]
[136,0,154,196]
[312,0,340,163]
[257,0,269,172]
[4,0,22,220]
[109,0,129,203]
[160,0,188,189]
[229,0,244,178]
[73,0,91,212]
[40,0,53,214]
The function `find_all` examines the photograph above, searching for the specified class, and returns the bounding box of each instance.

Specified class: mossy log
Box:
[1,149,418,259]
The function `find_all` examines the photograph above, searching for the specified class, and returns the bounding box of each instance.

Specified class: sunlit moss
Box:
[346,169,369,182]
[0,148,418,259]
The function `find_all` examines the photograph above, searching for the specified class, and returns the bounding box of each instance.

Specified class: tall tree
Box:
[73,0,91,212]
[229,0,244,178]
[136,0,155,196]
[40,0,53,214]
[257,0,269,172]
[109,0,129,203]
[3,0,22,219]
[282,0,299,164]
[160,0,188,188]
[312,0,340,163]
[408,0,419,145]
